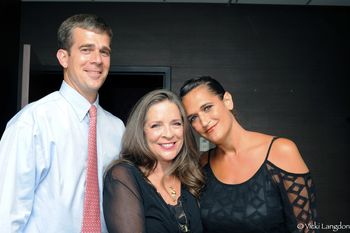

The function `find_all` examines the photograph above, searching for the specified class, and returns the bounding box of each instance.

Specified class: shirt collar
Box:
[59,81,100,122]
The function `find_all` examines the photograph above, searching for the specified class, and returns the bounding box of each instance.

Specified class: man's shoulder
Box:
[6,92,61,125]
[98,107,125,128]
[23,91,61,109]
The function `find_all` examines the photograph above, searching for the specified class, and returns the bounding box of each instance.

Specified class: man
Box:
[0,14,124,232]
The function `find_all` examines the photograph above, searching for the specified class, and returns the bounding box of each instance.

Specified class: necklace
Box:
[168,186,177,202]
[167,176,177,202]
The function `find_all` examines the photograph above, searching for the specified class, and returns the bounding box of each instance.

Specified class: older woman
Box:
[103,89,204,233]
[179,76,317,233]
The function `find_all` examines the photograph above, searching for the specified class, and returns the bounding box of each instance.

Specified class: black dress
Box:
[200,137,317,233]
[103,162,203,233]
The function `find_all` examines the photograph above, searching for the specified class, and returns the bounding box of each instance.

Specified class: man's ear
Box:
[223,91,234,110]
[56,49,69,68]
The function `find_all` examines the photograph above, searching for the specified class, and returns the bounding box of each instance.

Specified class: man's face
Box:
[57,27,111,103]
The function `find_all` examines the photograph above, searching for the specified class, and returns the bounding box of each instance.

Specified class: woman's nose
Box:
[199,115,211,128]
[162,125,174,139]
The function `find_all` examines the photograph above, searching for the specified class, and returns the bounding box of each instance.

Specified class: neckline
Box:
[152,183,183,207]
[59,80,98,122]
[206,161,265,186]
[135,165,183,206]
[206,136,278,186]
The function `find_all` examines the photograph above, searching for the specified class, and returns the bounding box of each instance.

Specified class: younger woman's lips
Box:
[205,123,216,134]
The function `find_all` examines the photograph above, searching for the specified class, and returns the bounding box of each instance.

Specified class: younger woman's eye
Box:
[203,105,212,112]
[188,115,197,123]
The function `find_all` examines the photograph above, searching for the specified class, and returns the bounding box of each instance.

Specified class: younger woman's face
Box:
[144,100,184,164]
[182,85,233,144]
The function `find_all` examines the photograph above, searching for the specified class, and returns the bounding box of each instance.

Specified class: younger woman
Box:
[180,76,317,233]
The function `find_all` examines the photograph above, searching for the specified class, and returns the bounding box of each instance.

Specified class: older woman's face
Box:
[182,85,233,144]
[144,100,184,164]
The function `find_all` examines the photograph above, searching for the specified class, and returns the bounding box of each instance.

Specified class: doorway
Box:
[28,65,171,124]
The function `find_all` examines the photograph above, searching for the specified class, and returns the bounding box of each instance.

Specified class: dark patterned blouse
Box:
[103,162,203,233]
[200,137,317,233]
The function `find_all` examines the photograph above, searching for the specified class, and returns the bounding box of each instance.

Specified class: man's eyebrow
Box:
[79,44,95,49]
[100,46,111,53]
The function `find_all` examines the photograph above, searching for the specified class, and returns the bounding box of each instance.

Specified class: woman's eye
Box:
[203,105,212,112]
[188,116,197,123]
[150,124,160,128]
[173,121,183,126]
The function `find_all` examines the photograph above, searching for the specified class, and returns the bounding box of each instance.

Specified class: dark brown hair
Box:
[179,76,225,100]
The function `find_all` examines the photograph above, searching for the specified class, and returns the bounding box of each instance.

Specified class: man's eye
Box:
[81,48,91,53]
[101,50,110,57]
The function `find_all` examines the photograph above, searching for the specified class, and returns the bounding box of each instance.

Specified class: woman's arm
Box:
[267,138,318,232]
[103,163,145,233]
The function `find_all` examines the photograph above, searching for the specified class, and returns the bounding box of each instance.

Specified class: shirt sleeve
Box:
[0,120,38,232]
[103,163,145,233]
[266,162,318,233]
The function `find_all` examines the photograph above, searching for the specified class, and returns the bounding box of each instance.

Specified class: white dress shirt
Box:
[0,81,125,233]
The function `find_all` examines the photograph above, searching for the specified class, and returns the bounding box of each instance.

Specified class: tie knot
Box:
[89,105,97,118]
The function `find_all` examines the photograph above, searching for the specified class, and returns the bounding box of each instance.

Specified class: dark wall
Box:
[19,2,350,224]
[0,0,21,134]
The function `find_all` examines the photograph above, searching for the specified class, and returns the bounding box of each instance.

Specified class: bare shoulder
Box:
[268,137,309,174]
[200,151,209,167]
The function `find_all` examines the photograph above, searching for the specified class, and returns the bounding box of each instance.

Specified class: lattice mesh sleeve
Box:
[266,162,318,233]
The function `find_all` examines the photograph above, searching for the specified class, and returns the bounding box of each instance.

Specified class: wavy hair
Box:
[110,89,204,198]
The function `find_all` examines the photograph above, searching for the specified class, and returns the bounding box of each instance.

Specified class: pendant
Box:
[169,186,177,202]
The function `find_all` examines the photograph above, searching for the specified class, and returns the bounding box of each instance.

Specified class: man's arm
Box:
[0,120,38,232]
